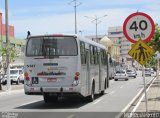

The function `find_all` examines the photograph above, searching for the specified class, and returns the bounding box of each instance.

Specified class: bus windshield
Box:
[26,36,78,56]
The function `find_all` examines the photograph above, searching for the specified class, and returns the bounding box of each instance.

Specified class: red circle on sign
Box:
[123,12,155,43]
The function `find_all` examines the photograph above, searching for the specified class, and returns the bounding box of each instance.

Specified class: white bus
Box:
[108,57,118,80]
[24,34,109,102]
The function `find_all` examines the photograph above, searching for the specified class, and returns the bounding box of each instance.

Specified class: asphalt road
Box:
[0,71,155,118]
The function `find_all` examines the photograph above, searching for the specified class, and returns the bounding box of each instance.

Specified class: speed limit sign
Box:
[123,12,155,43]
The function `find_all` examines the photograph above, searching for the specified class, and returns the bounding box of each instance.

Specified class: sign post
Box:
[123,12,155,113]
[155,52,160,79]
[142,65,148,113]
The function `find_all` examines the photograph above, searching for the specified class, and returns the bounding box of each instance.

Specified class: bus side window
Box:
[80,41,86,64]
[90,45,94,65]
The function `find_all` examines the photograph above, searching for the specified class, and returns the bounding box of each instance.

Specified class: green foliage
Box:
[145,56,157,67]
[146,23,160,68]
[0,44,18,73]
[148,24,160,52]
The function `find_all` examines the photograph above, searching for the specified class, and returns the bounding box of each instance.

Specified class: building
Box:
[0,12,14,37]
[100,36,120,61]
[108,26,135,68]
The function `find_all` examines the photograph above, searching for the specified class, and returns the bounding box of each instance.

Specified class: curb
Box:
[115,76,156,118]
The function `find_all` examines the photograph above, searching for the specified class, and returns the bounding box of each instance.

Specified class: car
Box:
[127,69,136,78]
[150,68,154,74]
[144,68,151,76]
[1,68,24,85]
[114,70,128,81]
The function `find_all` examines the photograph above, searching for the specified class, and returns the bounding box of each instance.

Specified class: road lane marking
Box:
[92,98,102,105]
[66,114,75,118]
[120,86,123,88]
[131,76,156,113]
[20,100,40,106]
[115,76,156,118]
[0,89,24,96]
[109,91,115,94]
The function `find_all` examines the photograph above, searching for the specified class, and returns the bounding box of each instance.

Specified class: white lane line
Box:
[115,77,156,118]
[120,86,123,88]
[66,114,75,118]
[20,100,39,106]
[0,89,24,96]
[92,98,102,105]
[131,76,156,113]
[109,90,115,95]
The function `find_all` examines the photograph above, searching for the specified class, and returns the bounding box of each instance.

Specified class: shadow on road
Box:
[15,94,104,110]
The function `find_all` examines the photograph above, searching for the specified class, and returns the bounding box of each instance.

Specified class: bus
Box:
[108,56,118,80]
[24,34,109,103]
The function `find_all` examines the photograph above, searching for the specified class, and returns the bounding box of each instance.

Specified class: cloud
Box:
[1,0,159,38]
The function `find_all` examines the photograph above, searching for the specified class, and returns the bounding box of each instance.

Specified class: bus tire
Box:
[106,78,109,88]
[100,90,104,95]
[87,82,95,102]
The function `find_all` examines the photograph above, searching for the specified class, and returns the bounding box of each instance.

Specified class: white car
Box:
[127,69,136,78]
[2,69,24,85]
[114,70,128,81]
[144,68,151,76]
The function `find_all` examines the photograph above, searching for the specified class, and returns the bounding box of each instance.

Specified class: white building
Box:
[108,26,135,68]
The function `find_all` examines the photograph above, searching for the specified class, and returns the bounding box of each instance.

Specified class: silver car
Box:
[127,69,136,78]
[114,70,128,81]
[144,68,151,76]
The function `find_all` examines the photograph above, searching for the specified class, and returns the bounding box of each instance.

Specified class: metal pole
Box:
[0,13,2,46]
[5,0,11,91]
[68,0,81,34]
[95,16,98,41]
[74,0,77,34]
[84,14,107,42]
[157,58,159,79]
[142,65,148,113]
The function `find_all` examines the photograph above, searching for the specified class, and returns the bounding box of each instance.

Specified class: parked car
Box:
[114,70,128,81]
[127,69,136,78]
[1,68,24,85]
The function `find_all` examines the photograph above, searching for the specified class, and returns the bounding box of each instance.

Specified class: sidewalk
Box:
[0,84,24,96]
[136,77,160,112]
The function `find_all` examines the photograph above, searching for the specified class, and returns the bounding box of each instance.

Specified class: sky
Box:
[0,0,160,39]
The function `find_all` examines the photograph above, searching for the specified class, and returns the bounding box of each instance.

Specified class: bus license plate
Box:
[47,78,57,82]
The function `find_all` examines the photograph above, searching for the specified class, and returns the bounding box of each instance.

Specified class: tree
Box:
[147,24,160,69]
[148,24,160,52]
[0,45,18,90]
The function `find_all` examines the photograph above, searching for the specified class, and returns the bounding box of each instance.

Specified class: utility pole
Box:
[85,14,107,41]
[5,0,11,91]
[79,30,84,36]
[68,0,82,34]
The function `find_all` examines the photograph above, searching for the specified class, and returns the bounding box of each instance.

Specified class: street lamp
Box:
[5,0,11,91]
[85,14,107,41]
[79,30,84,36]
[68,0,82,34]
